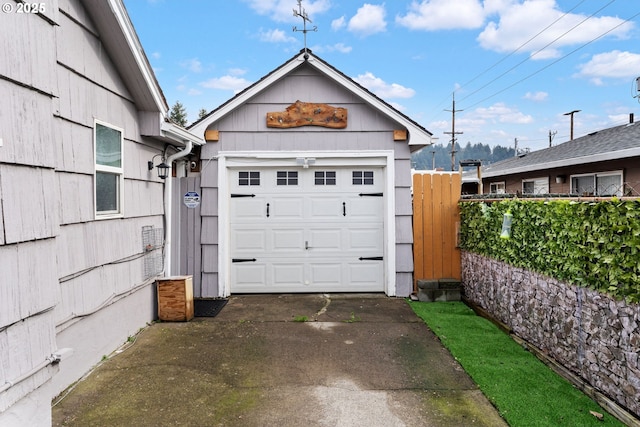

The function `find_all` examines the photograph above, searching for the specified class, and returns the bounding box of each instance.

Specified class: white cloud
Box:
[311,43,353,54]
[348,4,387,37]
[259,28,297,43]
[575,50,640,84]
[523,91,548,102]
[151,52,161,59]
[181,58,203,73]
[187,88,202,96]
[200,75,252,93]
[396,0,485,31]
[244,0,330,22]
[228,68,248,76]
[472,102,533,124]
[477,0,635,58]
[353,72,415,99]
[332,16,346,31]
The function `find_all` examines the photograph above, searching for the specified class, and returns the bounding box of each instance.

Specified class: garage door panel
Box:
[347,262,384,285]
[273,228,305,252]
[348,227,384,250]
[309,197,343,219]
[271,196,304,219]
[308,262,343,285]
[233,263,267,288]
[231,198,267,221]
[348,198,384,220]
[272,262,305,285]
[229,165,385,293]
[232,229,267,252]
[308,228,342,251]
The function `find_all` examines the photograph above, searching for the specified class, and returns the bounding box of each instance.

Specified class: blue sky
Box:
[123,0,640,151]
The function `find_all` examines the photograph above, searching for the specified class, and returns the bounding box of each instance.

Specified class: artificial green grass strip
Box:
[408,301,625,427]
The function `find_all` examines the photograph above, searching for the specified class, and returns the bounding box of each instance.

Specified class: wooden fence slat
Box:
[412,172,461,286]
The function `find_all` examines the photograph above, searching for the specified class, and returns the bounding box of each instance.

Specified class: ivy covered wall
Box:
[460,199,640,303]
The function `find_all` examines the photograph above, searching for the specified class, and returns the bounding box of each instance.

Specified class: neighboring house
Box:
[0,1,202,425]
[482,116,640,197]
[187,49,433,298]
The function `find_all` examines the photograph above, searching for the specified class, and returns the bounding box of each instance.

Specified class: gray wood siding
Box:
[0,0,169,419]
[0,81,56,167]
[0,165,59,244]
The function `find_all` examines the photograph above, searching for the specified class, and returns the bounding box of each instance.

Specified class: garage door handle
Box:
[342,202,346,216]
[232,258,257,263]
[266,203,270,218]
[359,256,383,261]
[305,241,310,250]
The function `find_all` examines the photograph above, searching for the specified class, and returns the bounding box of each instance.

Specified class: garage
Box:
[186,49,433,298]
[228,163,385,293]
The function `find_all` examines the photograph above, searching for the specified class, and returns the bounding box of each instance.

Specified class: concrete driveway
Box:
[52,294,507,426]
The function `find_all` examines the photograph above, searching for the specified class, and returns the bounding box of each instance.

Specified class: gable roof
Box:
[483,120,640,178]
[84,0,202,147]
[189,49,433,150]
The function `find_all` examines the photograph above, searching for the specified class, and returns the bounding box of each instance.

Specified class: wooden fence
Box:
[412,172,462,290]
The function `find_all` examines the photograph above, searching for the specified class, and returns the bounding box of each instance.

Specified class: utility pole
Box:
[444,93,463,171]
[430,150,436,170]
[548,130,557,148]
[563,110,580,141]
[514,138,518,157]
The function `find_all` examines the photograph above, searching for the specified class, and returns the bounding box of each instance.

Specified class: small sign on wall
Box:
[183,191,200,208]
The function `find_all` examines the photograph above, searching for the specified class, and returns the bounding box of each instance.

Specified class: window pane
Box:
[572,175,595,195]
[96,123,122,167]
[597,175,621,196]
[96,171,119,212]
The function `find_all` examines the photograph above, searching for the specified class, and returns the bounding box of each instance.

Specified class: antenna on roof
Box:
[635,77,640,102]
[293,0,317,59]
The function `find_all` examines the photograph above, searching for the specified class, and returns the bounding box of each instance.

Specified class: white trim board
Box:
[216,150,396,297]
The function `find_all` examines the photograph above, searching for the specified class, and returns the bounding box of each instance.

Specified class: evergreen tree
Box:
[198,108,208,119]
[169,101,188,127]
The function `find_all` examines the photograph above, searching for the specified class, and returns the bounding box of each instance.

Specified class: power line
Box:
[455,0,588,99]
[458,0,617,106]
[459,9,640,111]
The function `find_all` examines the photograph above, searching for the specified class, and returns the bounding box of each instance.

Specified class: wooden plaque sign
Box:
[267,101,347,129]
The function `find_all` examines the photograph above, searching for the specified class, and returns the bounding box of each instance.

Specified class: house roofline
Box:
[483,146,640,178]
[189,50,433,149]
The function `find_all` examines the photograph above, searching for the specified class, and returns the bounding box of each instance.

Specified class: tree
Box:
[198,108,208,119]
[169,101,188,127]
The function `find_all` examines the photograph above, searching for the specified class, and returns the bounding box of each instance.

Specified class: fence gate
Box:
[412,172,461,291]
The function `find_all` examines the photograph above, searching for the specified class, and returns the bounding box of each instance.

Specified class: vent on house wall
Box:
[142,225,164,279]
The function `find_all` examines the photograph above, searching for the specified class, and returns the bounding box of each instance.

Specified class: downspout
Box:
[164,139,193,277]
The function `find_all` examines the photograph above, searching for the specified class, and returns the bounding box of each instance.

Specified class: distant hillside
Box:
[411,142,516,170]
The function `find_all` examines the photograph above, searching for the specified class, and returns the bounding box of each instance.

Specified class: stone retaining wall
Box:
[461,251,640,417]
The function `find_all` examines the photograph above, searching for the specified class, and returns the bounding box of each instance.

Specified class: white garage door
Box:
[229,166,384,293]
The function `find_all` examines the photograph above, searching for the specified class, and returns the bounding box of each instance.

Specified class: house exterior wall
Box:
[483,157,640,196]
[190,64,415,296]
[1,1,164,424]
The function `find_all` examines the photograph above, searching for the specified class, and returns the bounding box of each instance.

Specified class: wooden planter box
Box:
[157,276,194,321]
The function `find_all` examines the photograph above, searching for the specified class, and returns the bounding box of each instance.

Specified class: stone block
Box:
[417,279,439,290]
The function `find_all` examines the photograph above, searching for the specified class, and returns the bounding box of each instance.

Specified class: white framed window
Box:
[239,171,260,186]
[95,121,124,217]
[489,182,505,194]
[352,170,374,185]
[570,171,623,196]
[522,177,549,195]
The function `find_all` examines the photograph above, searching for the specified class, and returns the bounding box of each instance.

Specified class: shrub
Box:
[459,199,640,302]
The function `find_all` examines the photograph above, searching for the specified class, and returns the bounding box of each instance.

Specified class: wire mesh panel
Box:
[142,225,164,279]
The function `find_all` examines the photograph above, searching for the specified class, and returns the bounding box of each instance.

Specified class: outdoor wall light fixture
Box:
[555,175,566,184]
[296,157,316,168]
[148,155,171,179]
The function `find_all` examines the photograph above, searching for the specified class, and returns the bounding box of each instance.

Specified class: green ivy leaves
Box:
[459,200,640,303]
